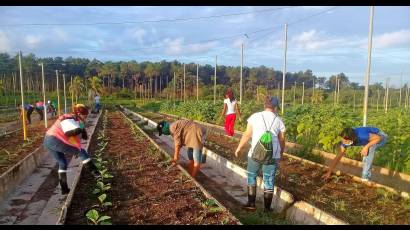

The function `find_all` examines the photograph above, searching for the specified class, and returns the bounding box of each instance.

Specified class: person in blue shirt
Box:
[322,127,388,182]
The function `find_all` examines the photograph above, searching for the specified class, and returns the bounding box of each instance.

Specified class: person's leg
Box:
[44,137,70,194]
[191,148,203,178]
[262,161,278,212]
[224,115,230,135]
[228,114,236,136]
[27,108,33,124]
[187,148,194,175]
[362,145,377,180]
[244,157,261,210]
[36,107,43,120]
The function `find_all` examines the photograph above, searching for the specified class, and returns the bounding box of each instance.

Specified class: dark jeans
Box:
[44,135,91,172]
[26,107,34,124]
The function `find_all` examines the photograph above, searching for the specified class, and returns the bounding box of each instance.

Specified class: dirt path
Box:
[66,111,238,225]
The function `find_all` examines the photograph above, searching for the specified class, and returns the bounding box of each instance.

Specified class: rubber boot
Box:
[85,161,99,178]
[58,172,70,195]
[264,190,273,212]
[243,185,256,211]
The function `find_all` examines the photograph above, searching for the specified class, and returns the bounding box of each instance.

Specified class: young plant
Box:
[92,193,112,210]
[86,209,111,225]
[93,181,111,195]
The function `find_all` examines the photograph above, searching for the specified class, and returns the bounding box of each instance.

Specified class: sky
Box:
[0,6,409,87]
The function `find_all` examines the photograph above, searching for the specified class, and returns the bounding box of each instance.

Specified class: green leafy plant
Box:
[93,181,111,194]
[86,209,111,225]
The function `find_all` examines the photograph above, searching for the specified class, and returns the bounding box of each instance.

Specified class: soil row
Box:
[135,108,410,225]
[0,118,57,175]
[66,110,238,225]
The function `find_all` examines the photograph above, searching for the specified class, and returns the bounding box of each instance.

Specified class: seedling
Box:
[86,209,111,225]
[93,181,111,194]
[99,169,114,180]
[331,200,346,212]
[95,193,112,209]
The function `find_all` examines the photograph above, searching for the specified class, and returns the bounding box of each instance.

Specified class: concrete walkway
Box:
[0,113,100,225]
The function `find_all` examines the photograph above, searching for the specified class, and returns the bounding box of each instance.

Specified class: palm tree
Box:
[87,76,104,106]
[69,76,84,105]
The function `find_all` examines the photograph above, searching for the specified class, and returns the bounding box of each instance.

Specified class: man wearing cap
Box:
[234,96,286,212]
[43,104,99,195]
[157,119,207,178]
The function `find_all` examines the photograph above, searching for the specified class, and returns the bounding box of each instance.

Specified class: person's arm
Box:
[221,103,227,118]
[360,133,382,156]
[235,123,252,157]
[278,132,286,158]
[172,142,182,165]
[322,145,346,180]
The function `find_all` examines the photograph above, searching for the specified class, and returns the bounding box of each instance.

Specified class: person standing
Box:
[322,126,387,182]
[43,104,99,195]
[157,119,207,178]
[220,89,242,137]
[234,96,286,212]
[94,94,101,113]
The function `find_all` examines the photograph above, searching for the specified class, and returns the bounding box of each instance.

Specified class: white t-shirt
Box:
[94,96,100,104]
[224,98,237,115]
[247,111,286,159]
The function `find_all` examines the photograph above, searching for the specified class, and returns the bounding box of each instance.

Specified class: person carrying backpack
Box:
[43,104,99,195]
[234,96,286,212]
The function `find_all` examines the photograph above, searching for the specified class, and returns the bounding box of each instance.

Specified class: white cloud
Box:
[25,34,42,49]
[291,29,345,51]
[131,28,147,45]
[373,29,410,49]
[187,41,217,53]
[163,37,184,55]
[0,31,12,52]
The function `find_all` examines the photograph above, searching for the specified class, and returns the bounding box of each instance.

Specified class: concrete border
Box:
[119,109,242,225]
[0,145,44,203]
[156,111,410,198]
[122,107,348,225]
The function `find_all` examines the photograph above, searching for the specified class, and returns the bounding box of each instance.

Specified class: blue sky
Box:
[0,6,409,86]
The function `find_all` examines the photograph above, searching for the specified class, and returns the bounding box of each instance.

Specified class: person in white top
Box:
[94,94,101,113]
[234,96,286,212]
[220,89,242,136]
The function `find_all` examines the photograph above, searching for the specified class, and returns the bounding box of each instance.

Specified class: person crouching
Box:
[43,104,99,195]
[157,120,206,178]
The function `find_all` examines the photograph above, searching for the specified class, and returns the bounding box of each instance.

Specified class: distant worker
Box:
[35,100,45,121]
[157,119,207,178]
[220,89,242,137]
[322,127,387,182]
[47,100,57,117]
[17,103,35,124]
[94,94,101,113]
[234,96,286,212]
[43,104,99,195]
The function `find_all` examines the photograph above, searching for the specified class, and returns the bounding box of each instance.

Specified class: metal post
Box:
[173,72,176,105]
[214,55,217,104]
[302,82,305,105]
[312,78,315,104]
[385,78,389,114]
[63,74,67,113]
[281,23,288,114]
[377,88,380,111]
[40,63,47,128]
[183,64,186,102]
[240,43,243,104]
[56,70,61,116]
[71,76,74,110]
[363,6,374,126]
[196,63,199,101]
[399,71,403,107]
[293,81,296,106]
[19,51,27,141]
[334,75,338,106]
[337,78,340,104]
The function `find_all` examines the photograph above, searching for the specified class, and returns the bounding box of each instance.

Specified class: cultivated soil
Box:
[0,117,57,175]
[66,110,238,225]
[133,108,410,225]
